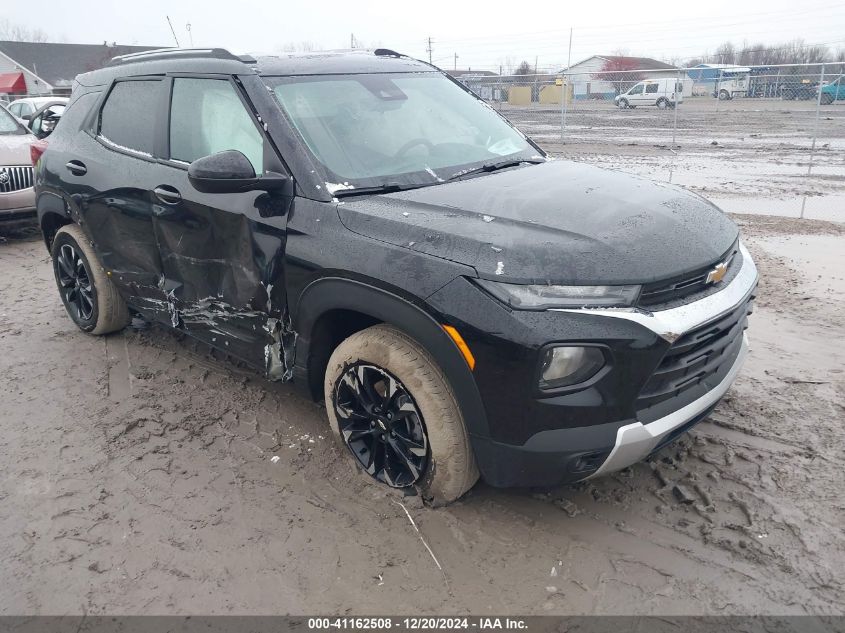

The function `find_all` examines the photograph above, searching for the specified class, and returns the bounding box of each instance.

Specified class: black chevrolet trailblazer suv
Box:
[34,48,757,504]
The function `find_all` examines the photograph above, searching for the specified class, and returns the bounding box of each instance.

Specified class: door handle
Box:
[154,186,182,205]
[65,160,87,176]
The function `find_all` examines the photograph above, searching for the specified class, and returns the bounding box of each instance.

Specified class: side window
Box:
[169,78,263,174]
[629,84,644,95]
[645,83,658,94]
[55,92,100,134]
[99,79,163,156]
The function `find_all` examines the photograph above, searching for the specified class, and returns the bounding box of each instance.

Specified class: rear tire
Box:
[51,224,130,335]
[324,324,479,505]
[657,98,668,109]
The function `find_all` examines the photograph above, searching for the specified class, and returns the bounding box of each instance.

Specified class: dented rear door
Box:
[74,78,170,319]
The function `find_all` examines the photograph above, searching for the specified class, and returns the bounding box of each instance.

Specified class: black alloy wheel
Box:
[56,243,94,321]
[333,363,429,488]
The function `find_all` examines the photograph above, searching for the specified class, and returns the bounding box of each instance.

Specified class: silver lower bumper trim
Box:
[587,333,749,479]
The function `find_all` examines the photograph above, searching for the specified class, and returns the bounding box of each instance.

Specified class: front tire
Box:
[51,224,130,335]
[820,93,834,105]
[324,324,479,505]
[618,98,629,109]
[718,89,730,101]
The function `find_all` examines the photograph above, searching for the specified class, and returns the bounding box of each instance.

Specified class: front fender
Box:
[293,276,490,439]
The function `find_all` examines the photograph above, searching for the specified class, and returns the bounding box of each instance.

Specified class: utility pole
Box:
[454,52,458,70]
[426,37,433,64]
[561,27,573,142]
[350,33,355,49]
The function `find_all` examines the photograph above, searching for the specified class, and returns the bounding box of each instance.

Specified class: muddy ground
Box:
[0,212,843,616]
[500,98,845,221]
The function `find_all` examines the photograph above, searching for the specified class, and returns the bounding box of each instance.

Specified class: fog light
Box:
[539,346,605,390]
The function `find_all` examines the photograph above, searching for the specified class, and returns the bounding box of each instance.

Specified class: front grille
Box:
[639,241,739,307]
[0,166,34,193]
[636,295,753,410]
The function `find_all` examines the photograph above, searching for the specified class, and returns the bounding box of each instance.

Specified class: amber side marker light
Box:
[442,325,475,371]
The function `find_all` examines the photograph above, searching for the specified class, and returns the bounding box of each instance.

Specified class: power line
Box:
[433,2,845,45]
[423,37,845,70]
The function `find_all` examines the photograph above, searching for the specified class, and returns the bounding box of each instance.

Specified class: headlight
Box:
[475,279,640,310]
[539,346,606,390]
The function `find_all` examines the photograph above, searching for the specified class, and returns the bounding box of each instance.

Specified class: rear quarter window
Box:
[98,80,163,156]
[54,92,101,135]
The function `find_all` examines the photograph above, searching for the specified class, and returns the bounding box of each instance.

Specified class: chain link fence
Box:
[457,63,845,221]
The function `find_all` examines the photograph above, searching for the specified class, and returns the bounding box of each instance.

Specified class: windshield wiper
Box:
[332,182,433,198]
[446,158,545,182]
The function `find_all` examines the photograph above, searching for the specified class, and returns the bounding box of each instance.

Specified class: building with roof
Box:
[0,41,160,96]
[561,55,679,100]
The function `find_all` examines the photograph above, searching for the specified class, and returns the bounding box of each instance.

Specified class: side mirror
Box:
[188,150,289,194]
[27,102,65,139]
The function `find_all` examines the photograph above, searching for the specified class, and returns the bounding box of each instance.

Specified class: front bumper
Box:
[0,206,37,229]
[587,332,747,478]
[0,186,36,212]
[440,242,758,488]
[0,187,37,229]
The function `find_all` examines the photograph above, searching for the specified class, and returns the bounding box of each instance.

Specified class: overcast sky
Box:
[4,0,844,71]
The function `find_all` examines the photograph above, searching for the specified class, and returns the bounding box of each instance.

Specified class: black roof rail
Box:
[107,47,255,67]
[374,48,403,58]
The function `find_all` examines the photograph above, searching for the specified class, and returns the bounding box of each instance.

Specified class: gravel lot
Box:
[501,98,845,221]
[1,211,843,615]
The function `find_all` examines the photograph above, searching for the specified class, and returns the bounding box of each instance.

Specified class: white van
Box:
[614,78,684,109]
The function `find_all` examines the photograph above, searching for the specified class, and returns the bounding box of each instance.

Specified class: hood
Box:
[337,161,739,285]
[0,132,35,166]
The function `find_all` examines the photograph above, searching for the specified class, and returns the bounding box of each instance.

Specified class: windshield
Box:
[0,106,26,135]
[264,72,539,191]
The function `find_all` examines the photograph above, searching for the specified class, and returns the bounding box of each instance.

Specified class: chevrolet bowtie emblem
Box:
[706,261,728,284]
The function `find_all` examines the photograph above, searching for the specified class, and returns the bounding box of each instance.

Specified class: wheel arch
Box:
[37,192,72,250]
[293,277,490,438]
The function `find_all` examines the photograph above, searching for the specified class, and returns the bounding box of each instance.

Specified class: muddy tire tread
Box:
[53,224,130,335]
[324,324,479,505]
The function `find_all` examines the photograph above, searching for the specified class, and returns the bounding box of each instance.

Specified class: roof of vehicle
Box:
[254,50,435,76]
[75,47,437,86]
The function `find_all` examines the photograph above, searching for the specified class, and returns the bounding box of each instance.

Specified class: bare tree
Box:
[278,41,320,53]
[515,60,533,75]
[689,39,834,68]
[0,18,48,42]
[497,56,517,75]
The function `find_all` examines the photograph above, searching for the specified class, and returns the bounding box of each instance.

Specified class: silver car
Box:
[0,105,36,229]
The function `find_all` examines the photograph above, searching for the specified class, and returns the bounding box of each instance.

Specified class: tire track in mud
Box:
[0,219,843,615]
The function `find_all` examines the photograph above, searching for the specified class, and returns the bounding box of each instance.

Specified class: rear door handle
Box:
[154,185,182,205]
[65,160,87,176]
